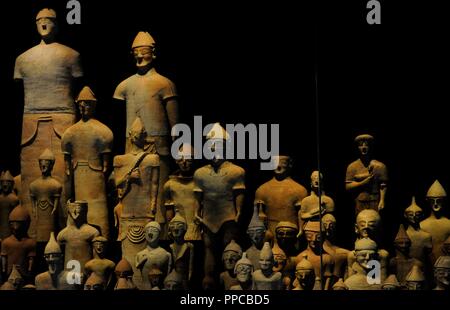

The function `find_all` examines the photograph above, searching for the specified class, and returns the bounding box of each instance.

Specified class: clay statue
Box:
[433,255,450,290]
[443,236,450,256]
[114,258,136,290]
[0,171,19,239]
[381,274,400,290]
[14,9,83,235]
[229,253,253,290]
[220,240,242,290]
[389,224,423,286]
[163,269,184,290]
[0,265,24,290]
[405,264,426,290]
[163,144,200,240]
[331,278,348,290]
[1,205,36,282]
[421,180,450,263]
[35,232,76,290]
[345,134,388,214]
[114,31,179,232]
[84,273,104,290]
[299,171,335,234]
[295,221,334,290]
[148,265,164,290]
[275,221,299,257]
[168,211,194,289]
[272,242,292,290]
[292,254,315,290]
[29,149,62,242]
[344,238,381,290]
[246,205,267,270]
[57,200,100,276]
[255,155,307,237]
[114,117,160,282]
[193,124,245,288]
[84,236,115,290]
[135,221,172,290]
[62,86,113,238]
[322,214,350,281]
[252,242,282,290]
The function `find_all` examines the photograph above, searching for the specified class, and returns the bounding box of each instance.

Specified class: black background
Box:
[1,0,450,298]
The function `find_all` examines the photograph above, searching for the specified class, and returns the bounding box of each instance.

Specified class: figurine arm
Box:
[52,196,59,216]
[234,189,245,222]
[345,173,373,191]
[165,98,179,138]
[135,254,147,271]
[102,153,112,175]
[64,154,73,177]
[377,183,387,211]
[150,166,160,220]
[1,255,6,273]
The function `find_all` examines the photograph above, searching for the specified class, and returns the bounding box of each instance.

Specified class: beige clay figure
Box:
[220,240,242,290]
[0,171,19,239]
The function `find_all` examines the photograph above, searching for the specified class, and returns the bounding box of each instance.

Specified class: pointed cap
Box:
[132,31,155,49]
[332,278,348,290]
[39,148,55,161]
[144,221,161,232]
[36,8,56,20]
[296,254,314,271]
[177,143,195,158]
[9,205,30,222]
[76,86,97,103]
[170,210,187,226]
[115,258,133,275]
[405,196,422,213]
[434,256,450,269]
[224,239,243,256]
[260,242,273,260]
[355,134,374,144]
[406,265,425,282]
[93,236,108,243]
[272,242,287,260]
[205,123,230,141]
[234,252,253,274]
[248,205,265,230]
[45,232,62,255]
[355,238,377,251]
[0,170,14,182]
[8,265,23,283]
[382,274,400,288]
[304,221,321,233]
[275,221,298,232]
[394,224,410,242]
[427,180,447,198]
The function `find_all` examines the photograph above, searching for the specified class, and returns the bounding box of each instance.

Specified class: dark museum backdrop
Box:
[0,0,449,280]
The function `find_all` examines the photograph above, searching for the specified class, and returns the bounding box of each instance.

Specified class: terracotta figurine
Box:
[148,265,164,290]
[381,274,400,290]
[272,242,292,290]
[229,253,253,290]
[0,171,19,239]
[433,255,450,290]
[246,205,266,270]
[114,258,136,290]
[220,239,242,290]
[252,242,282,290]
[163,269,184,290]
[84,236,115,290]
[0,265,24,290]
[405,264,426,290]
[292,254,315,290]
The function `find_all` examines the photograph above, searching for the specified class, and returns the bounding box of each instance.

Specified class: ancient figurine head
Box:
[322,214,336,240]
[394,224,411,256]
[114,258,135,290]
[247,206,266,249]
[144,221,161,246]
[273,155,293,181]
[310,170,323,191]
[332,278,348,290]
[205,123,229,169]
[259,242,274,272]
[355,134,374,157]
[76,86,97,121]
[38,148,55,177]
[92,236,108,258]
[148,265,163,289]
[0,170,15,194]
[132,32,156,70]
[426,180,447,215]
[6,265,24,290]
[8,205,30,239]
[354,238,378,271]
[36,8,57,41]
[84,273,105,290]
[404,197,424,227]
[176,143,195,175]
[163,270,183,290]
[275,221,298,251]
[168,211,187,242]
[382,274,400,290]
[234,253,253,284]
[295,254,315,290]
[355,209,381,239]
[129,117,147,148]
[272,243,287,272]
[44,232,63,275]
[304,221,322,251]
[434,256,450,290]
[405,265,426,290]
[67,200,88,226]
[222,240,243,272]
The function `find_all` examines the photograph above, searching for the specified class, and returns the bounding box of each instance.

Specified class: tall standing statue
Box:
[57,201,99,276]
[61,86,113,238]
[84,236,115,290]
[135,221,172,290]
[0,171,19,239]
[29,149,62,242]
[14,8,83,235]
[193,124,245,289]
[255,155,307,237]
[421,180,450,263]
[163,144,200,241]
[299,171,335,234]
[246,205,266,270]
[113,31,178,233]
[252,242,282,290]
[345,134,388,214]
[220,240,242,290]
[1,205,36,282]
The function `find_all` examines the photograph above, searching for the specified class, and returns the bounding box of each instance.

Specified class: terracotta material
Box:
[62,87,113,238]
[84,236,115,290]
[114,258,136,290]
[219,240,241,290]
[405,264,426,290]
[433,255,450,290]
[382,274,400,290]
[252,242,282,290]
[29,149,62,242]
[272,242,292,290]
[15,9,83,236]
[163,269,184,290]
[331,278,348,290]
[292,254,315,290]
[275,221,299,257]
[255,155,307,237]
[345,134,388,214]
[322,214,349,280]
[148,265,163,290]
[229,253,253,290]
[0,171,19,239]
[0,265,24,290]
[246,205,266,270]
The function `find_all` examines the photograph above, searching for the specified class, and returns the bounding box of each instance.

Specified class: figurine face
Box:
[44,253,63,275]
[39,159,54,176]
[93,241,106,256]
[164,280,182,290]
[357,140,371,156]
[405,210,423,225]
[0,180,13,194]
[68,203,84,221]
[274,156,291,180]
[273,254,287,272]
[276,227,298,249]
[356,215,379,238]
[133,46,154,68]
[305,230,321,250]
[168,222,187,240]
[394,239,411,254]
[79,101,96,119]
[235,264,252,283]
[259,255,273,271]
[148,274,162,288]
[223,251,240,271]
[311,171,321,190]
[36,18,56,39]
[296,269,314,288]
[145,226,160,244]
[322,219,335,239]
[355,249,377,270]
[247,227,266,248]
[406,281,424,290]
[435,268,450,288]
[427,197,445,213]
[9,221,27,238]
[176,157,193,173]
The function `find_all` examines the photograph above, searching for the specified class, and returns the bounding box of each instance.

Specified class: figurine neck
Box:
[137,64,153,76]
[239,280,252,290]
[40,36,56,45]
[261,268,273,278]
[130,142,145,154]
[147,241,159,250]
[94,252,105,260]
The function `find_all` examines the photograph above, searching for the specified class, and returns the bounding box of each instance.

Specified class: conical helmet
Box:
[394,224,410,243]
[76,86,97,103]
[44,232,62,255]
[205,123,230,141]
[405,196,422,213]
[132,31,155,49]
[427,180,447,198]
[247,205,265,230]
[234,252,253,274]
[260,242,273,260]
[170,210,187,226]
[382,274,400,288]
[0,170,14,182]
[355,238,377,251]
[406,265,425,282]
[296,254,314,271]
[39,148,55,161]
[223,239,242,256]
[36,8,56,20]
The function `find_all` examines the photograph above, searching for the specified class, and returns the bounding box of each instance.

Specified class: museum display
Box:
[220,239,242,290]
[252,242,282,290]
[84,236,115,290]
[246,205,266,270]
[229,253,253,290]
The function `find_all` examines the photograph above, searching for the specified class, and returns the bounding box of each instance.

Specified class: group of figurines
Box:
[0,8,449,291]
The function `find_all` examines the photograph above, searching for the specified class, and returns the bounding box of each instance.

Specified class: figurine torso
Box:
[406,225,433,262]
[252,270,282,290]
[421,216,450,262]
[0,234,36,275]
